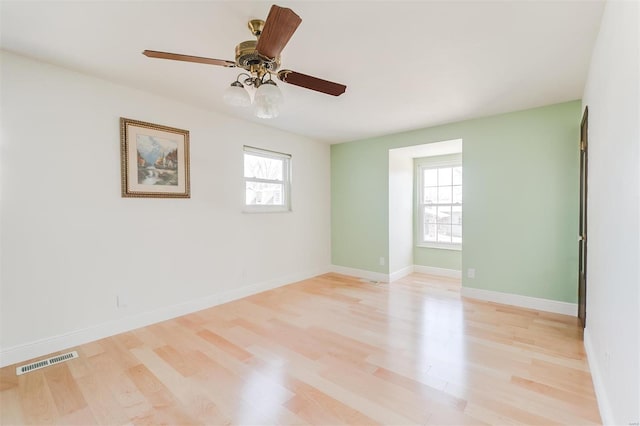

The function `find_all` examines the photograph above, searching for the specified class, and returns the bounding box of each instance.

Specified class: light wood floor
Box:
[0,273,600,425]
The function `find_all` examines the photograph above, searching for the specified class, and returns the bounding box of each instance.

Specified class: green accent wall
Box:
[414,247,462,270]
[331,139,390,273]
[331,100,581,302]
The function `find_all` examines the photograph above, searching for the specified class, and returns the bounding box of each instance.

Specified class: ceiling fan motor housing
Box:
[235,40,280,72]
[142,6,346,98]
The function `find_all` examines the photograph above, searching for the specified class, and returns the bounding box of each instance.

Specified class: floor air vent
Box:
[16,351,79,376]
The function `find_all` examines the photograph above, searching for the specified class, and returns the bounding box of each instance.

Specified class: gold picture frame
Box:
[120,117,190,198]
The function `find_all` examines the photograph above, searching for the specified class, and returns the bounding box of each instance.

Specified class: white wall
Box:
[581,2,639,425]
[387,141,462,280]
[388,150,413,278]
[0,51,331,366]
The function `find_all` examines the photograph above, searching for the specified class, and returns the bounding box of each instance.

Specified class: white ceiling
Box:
[0,1,604,144]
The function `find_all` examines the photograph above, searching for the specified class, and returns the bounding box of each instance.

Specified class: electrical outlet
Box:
[467,268,476,279]
[379,257,385,266]
[117,294,128,309]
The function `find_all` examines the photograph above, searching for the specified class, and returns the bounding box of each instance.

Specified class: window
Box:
[417,159,462,248]
[243,146,291,212]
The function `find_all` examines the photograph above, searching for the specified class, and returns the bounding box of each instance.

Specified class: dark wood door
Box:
[578,106,588,328]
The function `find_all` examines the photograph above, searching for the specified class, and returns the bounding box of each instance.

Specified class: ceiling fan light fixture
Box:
[254,80,283,119]
[144,5,347,119]
[223,80,251,107]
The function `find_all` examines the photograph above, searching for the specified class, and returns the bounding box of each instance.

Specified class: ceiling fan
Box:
[143,4,347,118]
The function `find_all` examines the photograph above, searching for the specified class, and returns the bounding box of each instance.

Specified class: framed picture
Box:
[120,118,190,198]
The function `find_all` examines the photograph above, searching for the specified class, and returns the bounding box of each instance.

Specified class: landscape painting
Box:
[120,118,190,198]
[136,135,179,186]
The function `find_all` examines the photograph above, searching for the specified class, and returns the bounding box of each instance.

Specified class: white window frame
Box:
[416,155,462,250]
[243,146,292,213]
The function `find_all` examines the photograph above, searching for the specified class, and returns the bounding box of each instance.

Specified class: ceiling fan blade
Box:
[277,70,347,96]
[143,50,236,68]
[256,5,302,59]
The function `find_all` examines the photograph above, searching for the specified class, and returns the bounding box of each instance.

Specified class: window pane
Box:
[452,206,462,225]
[438,186,452,203]
[244,154,283,180]
[425,206,437,223]
[452,225,462,243]
[453,167,462,185]
[453,185,462,204]
[424,224,437,242]
[424,187,437,204]
[245,181,284,205]
[423,168,437,187]
[437,224,452,243]
[418,162,462,246]
[437,206,451,224]
[438,167,452,186]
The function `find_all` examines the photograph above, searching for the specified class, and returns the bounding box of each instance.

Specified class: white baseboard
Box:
[328,266,577,317]
[389,265,414,282]
[329,264,462,283]
[413,265,462,279]
[461,286,578,316]
[329,264,389,283]
[583,327,615,426]
[0,267,328,368]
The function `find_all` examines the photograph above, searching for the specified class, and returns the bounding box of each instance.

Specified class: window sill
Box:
[242,206,292,214]
[416,243,461,251]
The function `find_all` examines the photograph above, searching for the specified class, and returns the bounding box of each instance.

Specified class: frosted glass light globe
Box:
[254,82,283,119]
[223,83,251,107]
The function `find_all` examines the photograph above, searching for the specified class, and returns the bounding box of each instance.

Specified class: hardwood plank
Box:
[75,372,131,426]
[283,360,418,425]
[54,406,96,426]
[510,376,601,422]
[0,363,19,391]
[125,364,197,424]
[130,347,231,425]
[319,361,430,423]
[0,273,601,425]
[283,378,378,425]
[43,363,87,416]
[17,371,59,424]
[153,345,199,377]
[83,352,151,421]
[373,366,467,412]
[196,329,254,362]
[0,387,26,425]
[77,341,105,358]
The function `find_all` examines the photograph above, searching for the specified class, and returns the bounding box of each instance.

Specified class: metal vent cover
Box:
[16,351,79,376]
[359,278,382,285]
